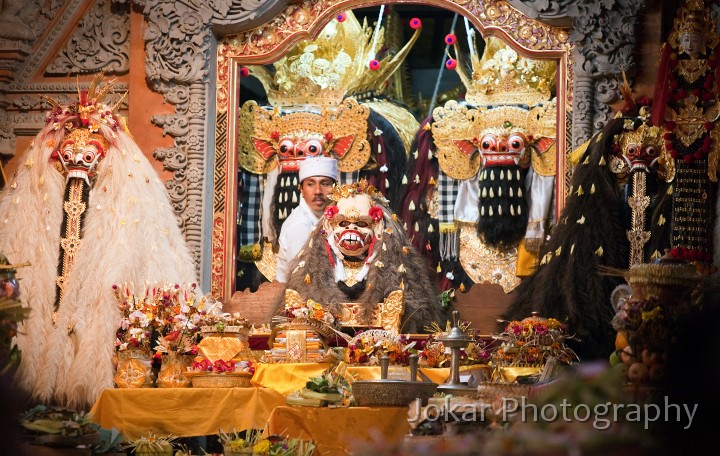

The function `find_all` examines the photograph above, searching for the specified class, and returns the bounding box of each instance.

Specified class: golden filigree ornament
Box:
[432,103,555,180]
[454,36,557,108]
[327,178,384,203]
[238,97,370,174]
[239,10,421,175]
[249,11,421,107]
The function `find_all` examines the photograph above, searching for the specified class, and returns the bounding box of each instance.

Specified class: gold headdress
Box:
[250,11,422,107]
[239,10,421,174]
[454,36,556,108]
[668,0,719,52]
[328,179,385,203]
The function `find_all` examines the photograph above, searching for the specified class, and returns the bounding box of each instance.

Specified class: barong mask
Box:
[612,119,673,179]
[54,128,109,184]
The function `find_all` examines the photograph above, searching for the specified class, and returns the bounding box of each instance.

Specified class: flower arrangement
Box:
[280,297,335,326]
[346,329,415,365]
[220,429,316,456]
[113,282,219,353]
[492,315,578,367]
[189,358,255,376]
[201,311,252,336]
[419,321,491,368]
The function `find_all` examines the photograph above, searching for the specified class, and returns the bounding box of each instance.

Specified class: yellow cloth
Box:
[89,387,285,439]
[266,405,410,455]
[515,239,539,277]
[252,363,454,394]
[251,363,332,395]
[494,366,543,383]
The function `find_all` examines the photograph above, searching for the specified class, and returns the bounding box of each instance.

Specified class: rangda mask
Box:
[323,181,385,258]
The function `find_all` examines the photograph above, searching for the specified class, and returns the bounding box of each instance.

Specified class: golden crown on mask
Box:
[668,0,719,52]
[328,179,386,203]
[249,10,421,107]
[238,10,421,175]
[455,36,557,108]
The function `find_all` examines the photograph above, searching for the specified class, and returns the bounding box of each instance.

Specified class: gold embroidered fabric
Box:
[197,335,245,363]
[458,224,520,293]
[56,179,86,304]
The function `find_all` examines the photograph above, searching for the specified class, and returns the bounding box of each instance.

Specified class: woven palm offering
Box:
[267,290,338,363]
[491,314,578,383]
[186,359,255,388]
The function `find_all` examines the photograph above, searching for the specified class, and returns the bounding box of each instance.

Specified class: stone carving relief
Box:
[507,0,575,26]
[46,0,130,74]
[0,0,116,159]
[136,0,294,272]
[0,0,42,41]
[566,0,645,148]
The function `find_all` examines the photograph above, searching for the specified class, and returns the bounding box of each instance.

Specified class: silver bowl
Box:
[352,380,438,407]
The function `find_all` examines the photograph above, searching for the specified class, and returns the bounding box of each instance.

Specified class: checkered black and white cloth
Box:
[238,170,262,247]
[437,170,460,261]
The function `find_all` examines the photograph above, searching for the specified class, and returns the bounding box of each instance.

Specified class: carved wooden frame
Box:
[210,0,573,300]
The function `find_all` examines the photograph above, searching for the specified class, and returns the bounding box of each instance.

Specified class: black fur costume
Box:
[502,117,673,359]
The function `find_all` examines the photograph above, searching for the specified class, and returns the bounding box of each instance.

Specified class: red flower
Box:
[368,206,383,222]
[324,205,339,219]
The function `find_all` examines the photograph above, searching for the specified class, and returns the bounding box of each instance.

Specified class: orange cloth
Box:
[89,387,285,439]
[266,405,410,455]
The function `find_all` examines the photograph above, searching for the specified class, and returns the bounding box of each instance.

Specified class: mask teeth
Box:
[68,170,90,186]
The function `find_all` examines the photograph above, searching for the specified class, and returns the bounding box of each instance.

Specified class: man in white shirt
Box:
[275,156,338,282]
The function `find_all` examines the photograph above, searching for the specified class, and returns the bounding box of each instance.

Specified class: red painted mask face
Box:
[477,128,530,168]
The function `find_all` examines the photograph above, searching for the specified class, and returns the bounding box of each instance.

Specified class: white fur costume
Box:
[0,102,197,409]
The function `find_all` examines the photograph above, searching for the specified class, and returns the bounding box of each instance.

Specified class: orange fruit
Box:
[615,331,629,350]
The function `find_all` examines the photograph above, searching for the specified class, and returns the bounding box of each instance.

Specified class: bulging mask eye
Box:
[645,146,658,157]
[480,134,497,152]
[278,139,295,155]
[626,145,640,157]
[508,134,526,153]
[302,139,324,156]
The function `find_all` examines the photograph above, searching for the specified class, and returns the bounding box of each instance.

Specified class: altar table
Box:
[251,363,453,395]
[266,405,410,455]
[89,387,285,439]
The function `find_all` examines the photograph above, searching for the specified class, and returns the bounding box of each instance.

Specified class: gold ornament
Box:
[454,36,556,108]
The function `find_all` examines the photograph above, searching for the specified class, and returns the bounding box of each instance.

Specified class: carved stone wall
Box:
[135,0,294,278]
[0,0,129,160]
[509,0,646,148]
